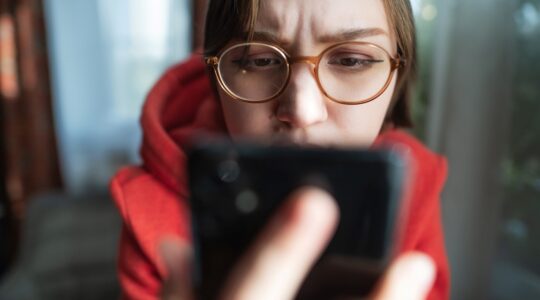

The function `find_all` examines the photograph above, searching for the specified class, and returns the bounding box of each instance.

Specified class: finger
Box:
[221,187,339,300]
[371,252,436,300]
[159,238,194,300]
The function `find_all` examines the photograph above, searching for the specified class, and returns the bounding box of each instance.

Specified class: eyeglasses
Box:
[205,42,405,105]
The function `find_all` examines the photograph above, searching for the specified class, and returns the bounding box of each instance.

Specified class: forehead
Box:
[255,0,394,50]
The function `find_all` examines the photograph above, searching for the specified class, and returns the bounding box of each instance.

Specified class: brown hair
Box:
[203,0,416,128]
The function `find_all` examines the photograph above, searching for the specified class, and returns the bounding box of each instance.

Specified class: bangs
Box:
[203,0,260,56]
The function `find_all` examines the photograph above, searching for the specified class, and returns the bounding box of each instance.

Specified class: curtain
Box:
[425,0,519,298]
[0,0,62,272]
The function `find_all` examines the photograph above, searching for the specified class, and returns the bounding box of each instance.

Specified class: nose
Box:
[275,63,328,128]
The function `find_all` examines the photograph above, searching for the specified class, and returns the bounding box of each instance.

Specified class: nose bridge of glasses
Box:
[290,56,319,67]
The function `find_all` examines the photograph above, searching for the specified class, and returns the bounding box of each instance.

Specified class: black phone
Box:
[187,139,406,300]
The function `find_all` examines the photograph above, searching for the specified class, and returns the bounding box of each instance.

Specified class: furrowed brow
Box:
[243,31,292,46]
[318,27,388,43]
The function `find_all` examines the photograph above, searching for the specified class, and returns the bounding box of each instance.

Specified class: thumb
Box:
[371,252,436,300]
[159,238,194,300]
[220,187,339,300]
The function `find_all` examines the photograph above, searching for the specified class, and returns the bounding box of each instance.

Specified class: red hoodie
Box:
[110,54,450,300]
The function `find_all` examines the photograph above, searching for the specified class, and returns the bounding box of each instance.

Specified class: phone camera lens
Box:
[235,189,259,214]
[217,160,240,183]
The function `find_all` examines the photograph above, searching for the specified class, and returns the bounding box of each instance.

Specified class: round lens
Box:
[218,43,289,102]
[318,43,392,104]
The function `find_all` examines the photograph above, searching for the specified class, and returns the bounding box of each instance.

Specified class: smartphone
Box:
[187,139,406,299]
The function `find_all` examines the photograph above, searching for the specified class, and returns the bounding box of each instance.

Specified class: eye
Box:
[328,55,383,69]
[253,57,282,67]
[232,54,283,70]
[337,57,368,67]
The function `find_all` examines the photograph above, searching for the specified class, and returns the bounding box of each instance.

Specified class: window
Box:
[490,1,540,299]
[45,0,191,192]
[411,0,438,139]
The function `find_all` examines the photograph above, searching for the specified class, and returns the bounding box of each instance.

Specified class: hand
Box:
[159,187,435,300]
[370,252,436,300]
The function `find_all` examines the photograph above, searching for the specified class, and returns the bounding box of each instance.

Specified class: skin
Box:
[219,0,398,147]
[160,1,435,299]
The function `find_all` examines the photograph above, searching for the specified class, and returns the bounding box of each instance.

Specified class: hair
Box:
[203,0,416,128]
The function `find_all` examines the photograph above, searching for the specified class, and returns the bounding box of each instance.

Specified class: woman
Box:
[111,0,449,299]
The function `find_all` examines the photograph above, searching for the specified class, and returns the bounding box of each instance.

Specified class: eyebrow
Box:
[249,31,291,46]
[245,27,387,46]
[318,28,388,43]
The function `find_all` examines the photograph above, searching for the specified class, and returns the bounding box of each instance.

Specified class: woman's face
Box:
[218,0,398,147]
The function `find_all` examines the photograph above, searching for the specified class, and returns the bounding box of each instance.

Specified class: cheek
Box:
[329,74,397,146]
[218,90,275,139]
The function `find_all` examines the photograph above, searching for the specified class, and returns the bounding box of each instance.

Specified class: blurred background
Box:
[0,0,538,299]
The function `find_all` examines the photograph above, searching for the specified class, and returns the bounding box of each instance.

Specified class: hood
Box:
[139,54,226,196]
